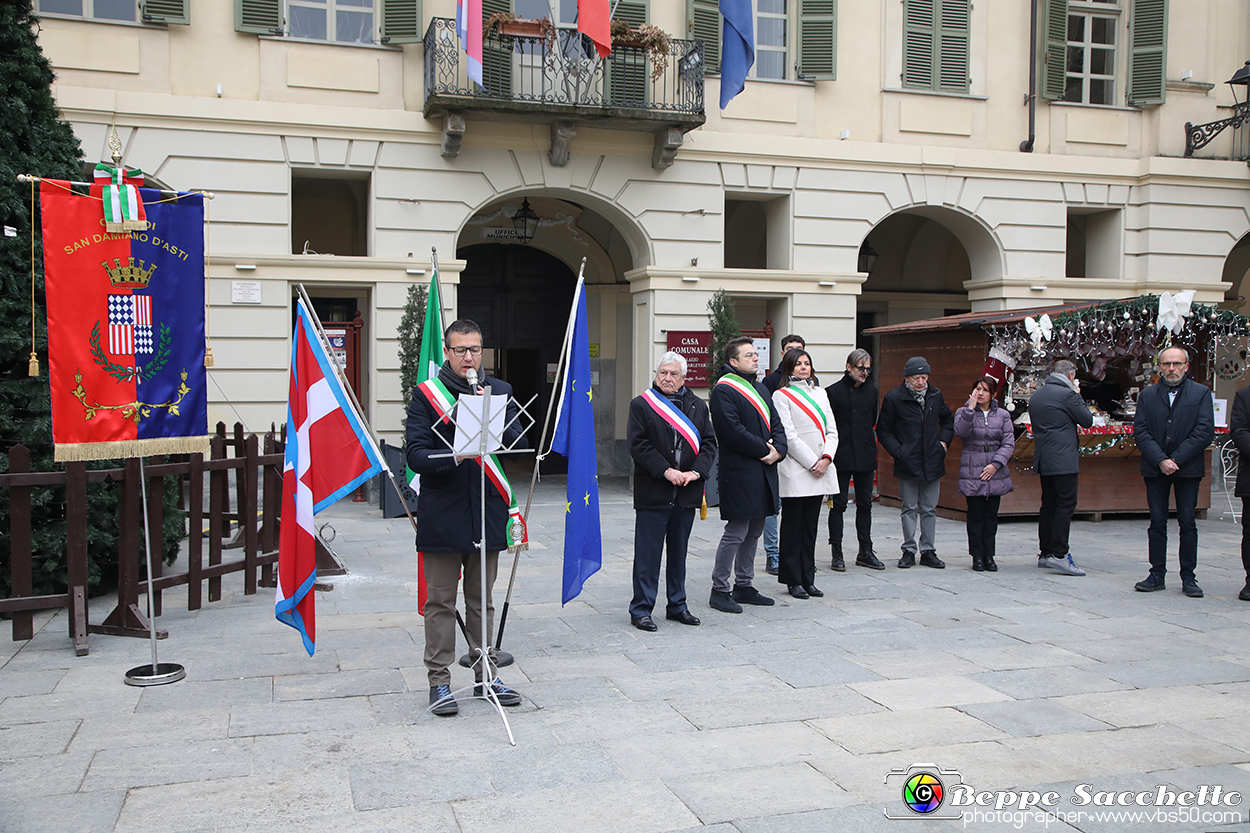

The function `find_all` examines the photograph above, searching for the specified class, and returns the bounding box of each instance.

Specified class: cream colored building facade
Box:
[33,0,1250,469]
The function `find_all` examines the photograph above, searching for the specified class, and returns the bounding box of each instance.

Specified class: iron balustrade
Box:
[423,18,705,120]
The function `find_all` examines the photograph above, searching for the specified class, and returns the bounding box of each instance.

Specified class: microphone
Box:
[466,368,479,392]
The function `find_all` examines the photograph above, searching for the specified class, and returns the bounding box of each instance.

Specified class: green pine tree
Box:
[0,1,183,602]
[706,288,740,384]
[397,281,428,411]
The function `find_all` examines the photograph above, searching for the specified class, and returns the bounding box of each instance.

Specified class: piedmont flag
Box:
[579,0,611,58]
[409,271,444,616]
[719,0,754,108]
[551,281,601,604]
[456,0,484,86]
[277,299,385,655]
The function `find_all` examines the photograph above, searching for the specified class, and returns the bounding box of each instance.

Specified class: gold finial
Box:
[108,127,123,166]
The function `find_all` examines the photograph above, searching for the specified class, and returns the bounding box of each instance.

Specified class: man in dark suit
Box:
[627,352,717,631]
[708,337,787,613]
[1132,346,1215,598]
[1228,385,1250,601]
[826,348,880,570]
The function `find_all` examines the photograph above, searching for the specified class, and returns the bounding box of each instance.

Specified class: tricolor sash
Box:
[416,377,528,551]
[777,385,828,440]
[641,388,700,450]
[715,373,770,429]
[93,163,147,233]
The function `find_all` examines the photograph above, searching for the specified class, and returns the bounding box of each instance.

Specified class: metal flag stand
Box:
[425,375,536,745]
[124,457,187,686]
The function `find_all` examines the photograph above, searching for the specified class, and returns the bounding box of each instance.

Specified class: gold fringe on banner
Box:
[54,435,212,463]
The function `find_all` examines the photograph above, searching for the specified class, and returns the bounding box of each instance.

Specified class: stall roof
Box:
[863,299,1128,335]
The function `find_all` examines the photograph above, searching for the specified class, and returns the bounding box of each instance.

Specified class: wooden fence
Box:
[0,423,285,655]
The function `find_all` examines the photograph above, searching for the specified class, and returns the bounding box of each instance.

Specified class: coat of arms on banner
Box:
[39,178,210,461]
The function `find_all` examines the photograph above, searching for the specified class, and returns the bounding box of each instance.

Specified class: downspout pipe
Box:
[1021,0,1038,152]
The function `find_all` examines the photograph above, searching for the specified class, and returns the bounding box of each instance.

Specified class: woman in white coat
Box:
[772,349,838,599]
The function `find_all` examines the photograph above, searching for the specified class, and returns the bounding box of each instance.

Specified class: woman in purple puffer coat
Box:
[954,376,1016,572]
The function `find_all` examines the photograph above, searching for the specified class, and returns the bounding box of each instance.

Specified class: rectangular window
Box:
[1064,0,1119,104]
[288,0,376,44]
[754,0,788,80]
[902,0,969,93]
[38,0,136,21]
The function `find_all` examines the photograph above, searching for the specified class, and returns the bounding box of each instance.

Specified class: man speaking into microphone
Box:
[406,319,526,716]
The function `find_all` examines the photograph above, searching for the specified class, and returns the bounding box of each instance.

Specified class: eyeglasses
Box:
[1159,361,1186,368]
[449,345,483,357]
[852,365,871,372]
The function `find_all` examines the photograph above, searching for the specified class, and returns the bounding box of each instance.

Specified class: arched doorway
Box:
[456,243,577,470]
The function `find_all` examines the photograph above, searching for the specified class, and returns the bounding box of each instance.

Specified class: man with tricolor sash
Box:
[405,319,526,716]
[626,352,717,632]
[707,337,788,614]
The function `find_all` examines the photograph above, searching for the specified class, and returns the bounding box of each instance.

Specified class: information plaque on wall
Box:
[666,330,711,387]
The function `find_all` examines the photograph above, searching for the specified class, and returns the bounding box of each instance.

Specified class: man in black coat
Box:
[627,352,717,631]
[406,319,526,716]
[877,356,953,569]
[826,348,881,570]
[1027,359,1093,576]
[760,333,805,576]
[708,337,787,613]
[1229,385,1250,601]
[1132,346,1215,597]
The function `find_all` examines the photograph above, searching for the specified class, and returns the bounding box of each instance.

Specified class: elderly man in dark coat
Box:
[877,356,954,569]
[406,319,527,716]
[1027,359,1093,576]
[1132,346,1214,598]
[627,351,717,631]
[708,337,787,614]
[826,348,881,570]
[1229,385,1250,601]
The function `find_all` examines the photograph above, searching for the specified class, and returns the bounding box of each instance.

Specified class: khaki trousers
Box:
[423,550,499,686]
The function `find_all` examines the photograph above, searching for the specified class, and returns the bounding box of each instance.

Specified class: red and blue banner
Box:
[456,0,483,86]
[39,179,209,462]
[277,299,384,656]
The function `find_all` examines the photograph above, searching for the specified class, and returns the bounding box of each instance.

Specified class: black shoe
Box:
[1241,582,1250,602]
[830,555,846,572]
[919,551,945,569]
[429,685,458,716]
[731,585,776,606]
[984,556,998,572]
[474,678,522,706]
[631,615,657,632]
[804,585,824,598]
[788,585,809,599]
[856,551,886,570]
[1135,575,1165,592]
[898,551,916,568]
[972,556,985,571]
[765,555,779,576]
[1183,580,1204,598]
[709,590,743,614]
[666,609,701,626]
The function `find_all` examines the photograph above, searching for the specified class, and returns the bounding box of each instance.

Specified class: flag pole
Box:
[493,257,587,654]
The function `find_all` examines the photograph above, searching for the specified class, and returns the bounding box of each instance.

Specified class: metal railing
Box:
[423,18,704,117]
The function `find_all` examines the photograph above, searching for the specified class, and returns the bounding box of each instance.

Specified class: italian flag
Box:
[411,271,444,615]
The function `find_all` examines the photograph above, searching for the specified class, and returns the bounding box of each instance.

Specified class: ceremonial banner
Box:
[40,180,209,461]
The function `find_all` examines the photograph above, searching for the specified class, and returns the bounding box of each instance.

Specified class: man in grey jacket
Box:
[1027,359,1094,576]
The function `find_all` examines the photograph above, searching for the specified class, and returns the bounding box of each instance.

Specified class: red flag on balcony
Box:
[578,0,611,58]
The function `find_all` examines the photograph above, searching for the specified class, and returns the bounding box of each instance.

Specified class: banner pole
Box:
[124,457,186,686]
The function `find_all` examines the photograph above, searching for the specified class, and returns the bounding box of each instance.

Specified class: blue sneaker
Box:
[474,678,522,706]
[766,555,779,575]
[1040,554,1086,576]
[429,685,458,716]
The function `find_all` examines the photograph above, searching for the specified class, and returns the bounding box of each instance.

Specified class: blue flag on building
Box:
[719,0,755,109]
[551,283,602,604]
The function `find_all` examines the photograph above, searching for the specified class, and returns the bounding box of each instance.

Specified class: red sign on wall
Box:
[667,330,712,387]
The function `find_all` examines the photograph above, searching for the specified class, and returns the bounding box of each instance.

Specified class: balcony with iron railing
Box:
[423,18,705,169]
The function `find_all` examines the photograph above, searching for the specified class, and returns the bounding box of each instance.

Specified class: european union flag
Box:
[551,284,601,604]
[719,0,754,109]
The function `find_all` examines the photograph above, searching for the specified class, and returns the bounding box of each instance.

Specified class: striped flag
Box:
[277,299,384,656]
[410,270,444,615]
[456,0,484,86]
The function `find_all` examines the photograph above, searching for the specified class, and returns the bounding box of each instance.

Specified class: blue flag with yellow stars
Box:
[551,283,601,604]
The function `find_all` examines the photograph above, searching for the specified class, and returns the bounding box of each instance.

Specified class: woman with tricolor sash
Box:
[772,349,838,599]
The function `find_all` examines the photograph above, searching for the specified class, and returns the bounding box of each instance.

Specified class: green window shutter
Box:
[1128,0,1167,105]
[380,0,422,44]
[797,0,836,80]
[613,0,647,27]
[903,0,935,89]
[1039,0,1068,100]
[480,0,512,95]
[688,0,720,74]
[937,0,968,92]
[140,0,189,25]
[236,0,282,34]
[610,0,649,105]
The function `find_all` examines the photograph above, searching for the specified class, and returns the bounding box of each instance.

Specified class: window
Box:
[235,0,421,43]
[1064,0,1118,104]
[688,0,836,82]
[1066,208,1121,278]
[291,172,369,257]
[1040,0,1167,106]
[754,0,788,80]
[725,196,790,270]
[288,0,374,43]
[903,0,970,93]
[37,0,188,24]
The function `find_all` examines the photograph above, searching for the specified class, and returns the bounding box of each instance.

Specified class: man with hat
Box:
[877,356,954,568]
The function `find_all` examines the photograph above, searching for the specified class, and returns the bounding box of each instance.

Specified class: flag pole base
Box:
[459,651,512,668]
[124,662,186,687]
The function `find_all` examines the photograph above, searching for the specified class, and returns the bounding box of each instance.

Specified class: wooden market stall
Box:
[864,299,1227,519]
